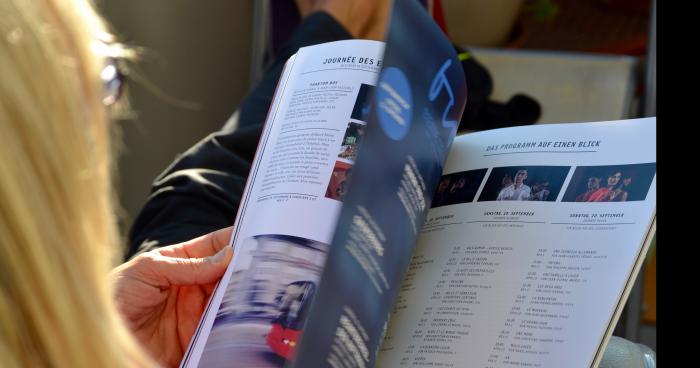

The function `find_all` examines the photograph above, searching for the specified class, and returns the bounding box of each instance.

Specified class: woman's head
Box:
[606,171,622,187]
[0,0,149,366]
[514,169,528,184]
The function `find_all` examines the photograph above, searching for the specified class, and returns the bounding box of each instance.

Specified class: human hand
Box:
[111,227,234,367]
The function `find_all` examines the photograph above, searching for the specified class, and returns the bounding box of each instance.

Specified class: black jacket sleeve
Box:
[126,11,351,259]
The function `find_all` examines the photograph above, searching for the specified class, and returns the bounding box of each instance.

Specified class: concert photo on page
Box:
[561,163,656,202]
[337,121,366,163]
[478,165,570,202]
[325,160,352,202]
[350,83,374,122]
[197,235,329,368]
[431,168,488,208]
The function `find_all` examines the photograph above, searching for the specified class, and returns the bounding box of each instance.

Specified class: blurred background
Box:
[99,0,655,353]
[99,1,254,233]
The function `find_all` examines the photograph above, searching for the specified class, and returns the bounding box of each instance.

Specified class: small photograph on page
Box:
[478,166,570,202]
[561,163,656,202]
[198,235,329,368]
[350,83,374,122]
[431,168,488,208]
[337,121,366,163]
[325,160,352,202]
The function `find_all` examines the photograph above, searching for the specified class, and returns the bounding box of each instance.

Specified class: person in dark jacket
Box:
[127,1,390,259]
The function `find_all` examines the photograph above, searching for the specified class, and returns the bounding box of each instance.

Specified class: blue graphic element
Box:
[429,59,458,136]
[376,67,413,140]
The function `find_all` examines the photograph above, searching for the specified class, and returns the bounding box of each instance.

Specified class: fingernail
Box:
[213,246,232,264]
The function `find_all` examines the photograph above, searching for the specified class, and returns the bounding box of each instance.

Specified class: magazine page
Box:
[375,118,657,368]
[290,0,467,367]
[181,39,385,368]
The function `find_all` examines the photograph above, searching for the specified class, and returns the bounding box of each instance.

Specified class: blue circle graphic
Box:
[375,67,413,141]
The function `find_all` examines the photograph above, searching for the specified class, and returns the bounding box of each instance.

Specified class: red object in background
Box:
[506,0,651,56]
[601,0,651,15]
[591,0,651,55]
[427,0,449,35]
[266,323,301,360]
[591,34,649,56]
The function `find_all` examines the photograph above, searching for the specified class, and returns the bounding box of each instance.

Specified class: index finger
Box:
[157,226,233,259]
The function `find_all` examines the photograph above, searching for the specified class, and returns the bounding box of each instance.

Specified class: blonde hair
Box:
[0,0,152,366]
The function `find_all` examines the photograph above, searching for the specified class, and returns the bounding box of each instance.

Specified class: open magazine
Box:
[181,1,656,367]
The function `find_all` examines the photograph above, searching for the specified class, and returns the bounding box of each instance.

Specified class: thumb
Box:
[157,246,233,286]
